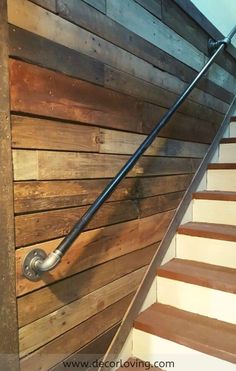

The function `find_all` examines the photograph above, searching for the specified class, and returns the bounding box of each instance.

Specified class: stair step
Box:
[192,193,236,225]
[134,303,236,364]
[157,259,236,294]
[208,163,236,169]
[178,222,236,242]
[207,166,236,192]
[221,138,236,143]
[176,223,236,268]
[156,259,236,323]
[193,191,236,201]
[229,120,236,136]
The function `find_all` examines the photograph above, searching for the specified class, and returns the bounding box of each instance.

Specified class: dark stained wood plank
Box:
[105,66,225,125]
[11,115,100,152]
[13,150,201,181]
[57,0,232,103]
[162,0,236,77]
[178,222,236,242]
[221,138,236,143]
[0,2,19,370]
[14,174,192,213]
[208,163,236,169]
[9,26,105,86]
[157,258,236,294]
[51,323,120,371]
[16,210,174,296]
[134,0,161,19]
[30,0,57,12]
[138,191,184,218]
[20,294,134,370]
[142,102,220,144]
[9,59,142,133]
[193,190,236,201]
[134,303,236,363]
[15,199,139,247]
[18,244,156,327]
[83,0,106,13]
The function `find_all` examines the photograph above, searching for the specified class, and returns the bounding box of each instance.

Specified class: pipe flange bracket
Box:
[22,248,47,281]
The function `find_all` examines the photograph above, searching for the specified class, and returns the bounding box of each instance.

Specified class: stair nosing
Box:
[178,222,236,242]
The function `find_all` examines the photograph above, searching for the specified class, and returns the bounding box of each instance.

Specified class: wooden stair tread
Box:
[178,222,236,242]
[157,258,236,294]
[193,190,236,201]
[221,138,236,143]
[230,116,236,122]
[117,358,163,370]
[208,163,236,169]
[134,303,236,363]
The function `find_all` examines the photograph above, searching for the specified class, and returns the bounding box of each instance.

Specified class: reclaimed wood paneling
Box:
[30,0,56,12]
[16,210,174,296]
[9,26,105,86]
[83,0,106,13]
[14,174,193,213]
[18,244,156,327]
[13,150,201,181]
[20,294,134,371]
[10,59,142,133]
[19,268,145,357]
[0,2,19,370]
[57,0,233,103]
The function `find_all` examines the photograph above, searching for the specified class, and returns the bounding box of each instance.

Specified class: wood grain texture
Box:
[134,303,236,364]
[19,268,146,357]
[0,2,19,369]
[51,323,120,371]
[18,244,156,327]
[9,59,142,133]
[16,210,174,296]
[30,0,56,12]
[15,199,140,247]
[14,174,193,213]
[8,0,234,107]
[20,294,134,370]
[105,0,236,93]
[9,26,105,86]
[13,150,201,181]
[178,222,236,242]
[57,0,233,103]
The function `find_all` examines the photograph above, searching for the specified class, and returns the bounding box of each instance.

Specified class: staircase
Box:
[123,118,236,371]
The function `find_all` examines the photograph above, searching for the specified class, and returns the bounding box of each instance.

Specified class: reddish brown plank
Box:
[193,190,236,201]
[178,222,236,242]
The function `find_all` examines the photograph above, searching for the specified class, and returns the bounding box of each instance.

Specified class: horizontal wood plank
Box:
[83,0,106,13]
[138,191,184,218]
[18,244,156,327]
[14,174,193,213]
[20,294,134,370]
[13,150,201,181]
[9,26,105,86]
[29,0,56,12]
[15,199,139,247]
[19,268,146,356]
[9,59,142,133]
[16,210,174,296]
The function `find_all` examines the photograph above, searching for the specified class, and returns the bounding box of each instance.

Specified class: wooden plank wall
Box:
[6,0,236,369]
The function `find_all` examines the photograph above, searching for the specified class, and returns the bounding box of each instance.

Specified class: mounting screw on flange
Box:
[22,248,47,281]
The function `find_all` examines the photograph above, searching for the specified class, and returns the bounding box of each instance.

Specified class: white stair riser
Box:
[207,169,236,191]
[176,234,236,268]
[132,329,236,371]
[230,122,236,137]
[193,199,236,225]
[157,277,236,324]
[219,143,236,163]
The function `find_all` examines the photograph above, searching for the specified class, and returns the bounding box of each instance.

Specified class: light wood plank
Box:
[14,174,193,213]
[20,294,133,370]
[16,210,174,296]
[11,115,100,152]
[13,150,201,181]
[19,268,146,356]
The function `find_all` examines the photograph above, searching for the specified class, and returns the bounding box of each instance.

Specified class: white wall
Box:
[190,0,236,47]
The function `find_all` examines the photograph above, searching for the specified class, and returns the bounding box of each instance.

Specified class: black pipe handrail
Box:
[23,25,236,281]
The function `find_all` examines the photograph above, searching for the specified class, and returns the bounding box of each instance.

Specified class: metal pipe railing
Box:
[22,26,236,281]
